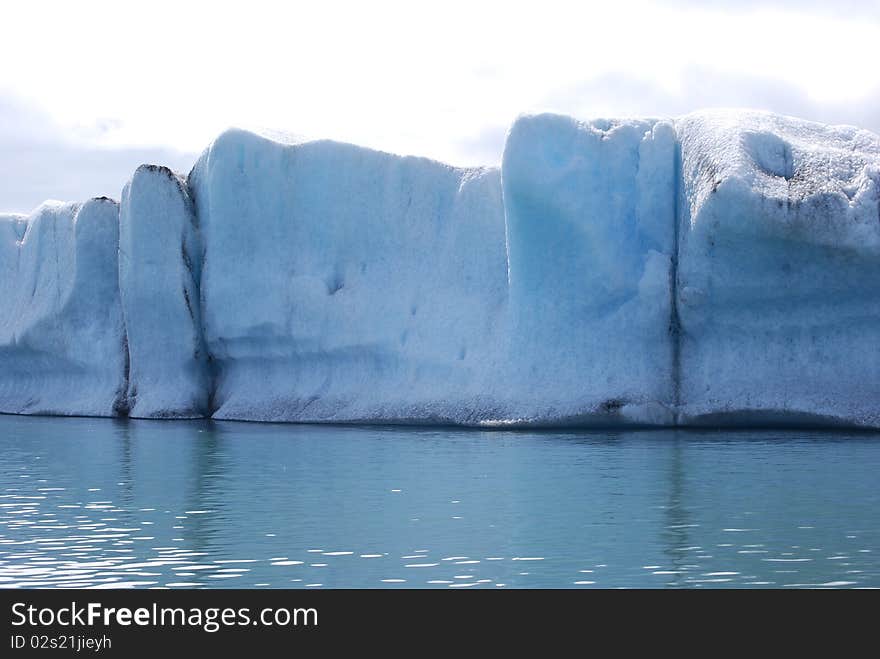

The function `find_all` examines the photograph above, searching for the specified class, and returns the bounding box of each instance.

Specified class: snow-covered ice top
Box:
[1,109,878,428]
[678,109,880,252]
[676,110,880,427]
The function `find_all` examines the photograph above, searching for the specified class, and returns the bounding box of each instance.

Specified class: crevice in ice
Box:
[113,332,131,418]
[115,200,132,419]
[204,355,220,418]
[179,168,216,418]
[181,241,195,283]
[670,131,683,420]
[181,286,194,320]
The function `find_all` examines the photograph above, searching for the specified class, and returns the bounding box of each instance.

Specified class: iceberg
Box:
[1,110,878,428]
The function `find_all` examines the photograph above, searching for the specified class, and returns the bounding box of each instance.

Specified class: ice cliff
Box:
[676,111,880,427]
[187,129,509,423]
[503,115,677,425]
[0,198,127,416]
[119,165,209,418]
[1,110,878,428]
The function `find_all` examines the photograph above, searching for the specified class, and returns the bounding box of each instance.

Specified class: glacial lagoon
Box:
[1,414,878,589]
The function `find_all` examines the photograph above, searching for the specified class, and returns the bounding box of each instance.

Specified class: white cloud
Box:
[1,0,878,208]
[0,94,196,213]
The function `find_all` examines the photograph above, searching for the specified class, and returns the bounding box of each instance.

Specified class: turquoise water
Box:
[0,414,878,589]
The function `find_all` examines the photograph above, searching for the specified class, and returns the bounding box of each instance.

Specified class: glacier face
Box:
[1,110,879,428]
[676,110,880,427]
[188,129,510,423]
[502,114,676,425]
[119,165,209,419]
[0,199,127,416]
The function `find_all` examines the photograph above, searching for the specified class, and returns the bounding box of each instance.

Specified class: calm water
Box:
[0,414,878,589]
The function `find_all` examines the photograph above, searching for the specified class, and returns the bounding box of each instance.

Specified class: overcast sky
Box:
[2,0,879,212]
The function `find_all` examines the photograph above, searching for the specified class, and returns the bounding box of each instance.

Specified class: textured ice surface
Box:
[120,165,209,418]
[676,110,880,427]
[0,199,127,416]
[502,114,676,425]
[188,129,509,422]
[1,110,879,428]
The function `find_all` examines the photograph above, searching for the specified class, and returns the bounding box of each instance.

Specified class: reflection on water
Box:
[0,415,878,589]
